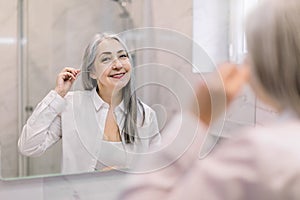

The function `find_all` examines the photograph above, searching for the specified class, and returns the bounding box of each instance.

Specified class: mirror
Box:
[0,0,257,180]
[1,0,143,179]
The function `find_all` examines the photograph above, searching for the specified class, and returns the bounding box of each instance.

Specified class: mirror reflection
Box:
[0,0,257,180]
[1,0,144,179]
[18,32,162,174]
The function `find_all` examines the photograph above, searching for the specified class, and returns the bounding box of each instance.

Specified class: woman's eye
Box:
[101,57,111,62]
[119,54,128,59]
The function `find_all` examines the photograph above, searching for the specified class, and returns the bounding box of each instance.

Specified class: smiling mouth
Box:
[109,72,126,79]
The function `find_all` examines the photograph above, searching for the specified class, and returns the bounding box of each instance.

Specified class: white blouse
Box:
[18,88,161,174]
[94,141,126,171]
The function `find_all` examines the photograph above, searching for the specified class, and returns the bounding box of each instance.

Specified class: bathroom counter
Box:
[0,170,127,200]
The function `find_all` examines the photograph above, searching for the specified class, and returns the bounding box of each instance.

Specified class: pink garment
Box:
[120,111,300,200]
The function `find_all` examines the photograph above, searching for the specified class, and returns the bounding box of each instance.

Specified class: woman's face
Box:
[90,38,131,92]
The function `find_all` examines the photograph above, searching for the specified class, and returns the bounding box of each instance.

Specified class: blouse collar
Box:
[91,87,125,112]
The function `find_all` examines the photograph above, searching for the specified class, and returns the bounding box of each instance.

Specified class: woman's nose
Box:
[112,58,123,69]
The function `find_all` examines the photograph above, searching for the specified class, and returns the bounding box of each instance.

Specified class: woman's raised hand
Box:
[55,67,81,97]
[196,63,249,126]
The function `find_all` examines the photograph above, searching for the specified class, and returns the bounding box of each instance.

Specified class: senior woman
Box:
[18,33,161,174]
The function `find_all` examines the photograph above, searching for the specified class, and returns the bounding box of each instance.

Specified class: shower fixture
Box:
[111,0,131,18]
[111,0,135,65]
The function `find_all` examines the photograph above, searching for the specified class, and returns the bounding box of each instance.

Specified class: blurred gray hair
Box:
[246,0,300,116]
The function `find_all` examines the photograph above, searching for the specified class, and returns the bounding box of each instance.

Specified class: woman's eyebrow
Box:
[99,52,111,56]
[117,50,126,53]
[99,50,126,56]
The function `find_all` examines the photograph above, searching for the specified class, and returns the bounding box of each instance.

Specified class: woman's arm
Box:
[18,90,66,156]
[18,67,80,156]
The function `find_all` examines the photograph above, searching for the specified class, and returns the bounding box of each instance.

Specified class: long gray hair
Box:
[81,33,145,143]
[246,0,300,116]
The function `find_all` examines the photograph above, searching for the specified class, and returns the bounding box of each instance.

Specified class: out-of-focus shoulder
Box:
[218,120,300,158]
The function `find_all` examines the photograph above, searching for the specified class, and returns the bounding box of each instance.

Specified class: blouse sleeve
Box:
[18,90,67,157]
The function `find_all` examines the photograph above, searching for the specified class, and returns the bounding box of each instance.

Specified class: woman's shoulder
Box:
[219,120,300,159]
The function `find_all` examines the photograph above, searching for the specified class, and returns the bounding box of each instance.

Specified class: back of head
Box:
[246,0,300,116]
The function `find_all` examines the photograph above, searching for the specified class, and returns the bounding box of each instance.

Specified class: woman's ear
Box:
[90,71,97,79]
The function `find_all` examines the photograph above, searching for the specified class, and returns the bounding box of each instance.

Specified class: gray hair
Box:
[246,0,300,116]
[81,33,145,143]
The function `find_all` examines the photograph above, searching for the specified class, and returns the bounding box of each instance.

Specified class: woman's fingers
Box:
[62,67,81,77]
[59,67,81,82]
[55,67,80,97]
[61,71,76,81]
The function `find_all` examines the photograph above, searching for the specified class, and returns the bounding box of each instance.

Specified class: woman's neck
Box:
[97,85,122,107]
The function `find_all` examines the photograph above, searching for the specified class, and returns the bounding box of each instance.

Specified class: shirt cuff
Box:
[44,90,67,114]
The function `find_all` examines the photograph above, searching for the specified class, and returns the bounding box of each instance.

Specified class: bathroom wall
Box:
[132,0,195,132]
[0,0,19,178]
